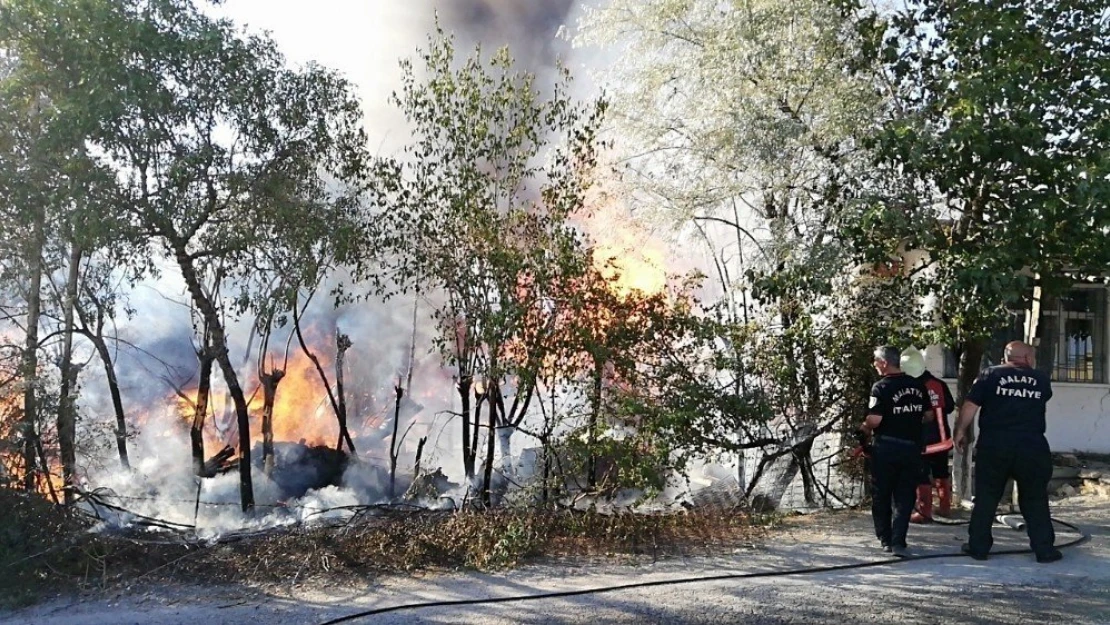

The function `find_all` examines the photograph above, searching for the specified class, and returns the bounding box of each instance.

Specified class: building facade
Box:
[922,284,1110,454]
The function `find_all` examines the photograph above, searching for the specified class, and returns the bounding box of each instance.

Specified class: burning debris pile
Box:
[256,442,349,500]
[195,439,353,501]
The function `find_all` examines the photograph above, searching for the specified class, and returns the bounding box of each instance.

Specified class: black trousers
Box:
[870,438,922,548]
[919,452,950,483]
[968,445,1056,556]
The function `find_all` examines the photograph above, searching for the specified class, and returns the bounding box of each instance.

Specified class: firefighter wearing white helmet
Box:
[900,347,956,522]
[861,346,934,557]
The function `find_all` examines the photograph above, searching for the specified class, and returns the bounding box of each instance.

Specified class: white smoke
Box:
[67,0,607,535]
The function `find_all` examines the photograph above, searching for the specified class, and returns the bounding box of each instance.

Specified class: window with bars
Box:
[941,286,1108,384]
[1039,288,1107,383]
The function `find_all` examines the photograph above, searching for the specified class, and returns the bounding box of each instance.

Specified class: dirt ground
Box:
[3,496,1107,625]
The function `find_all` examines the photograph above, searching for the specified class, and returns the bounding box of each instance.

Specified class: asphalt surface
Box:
[4,496,1108,625]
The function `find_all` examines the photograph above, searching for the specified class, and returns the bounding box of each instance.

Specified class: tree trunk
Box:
[260,368,285,476]
[798,326,822,423]
[482,387,498,507]
[170,240,254,511]
[56,243,82,504]
[334,331,356,454]
[213,334,254,512]
[191,348,215,476]
[587,359,604,490]
[389,382,403,499]
[953,339,985,505]
[541,438,552,504]
[459,376,474,478]
[469,384,482,479]
[497,426,513,479]
[793,440,817,507]
[20,207,45,492]
[88,332,130,470]
[34,435,58,504]
[413,435,427,478]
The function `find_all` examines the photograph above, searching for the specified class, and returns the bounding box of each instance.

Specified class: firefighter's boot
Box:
[936,478,952,517]
[910,484,933,523]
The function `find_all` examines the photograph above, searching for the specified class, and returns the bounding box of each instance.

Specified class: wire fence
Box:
[739,427,868,514]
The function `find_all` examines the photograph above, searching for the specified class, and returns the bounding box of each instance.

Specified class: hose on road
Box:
[317,516,1089,624]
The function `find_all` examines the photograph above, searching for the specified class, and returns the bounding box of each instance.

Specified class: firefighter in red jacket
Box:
[901,348,955,522]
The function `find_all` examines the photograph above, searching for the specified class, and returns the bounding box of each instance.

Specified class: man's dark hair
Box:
[874,345,901,368]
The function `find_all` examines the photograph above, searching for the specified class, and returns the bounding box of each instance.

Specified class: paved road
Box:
[4,496,1108,625]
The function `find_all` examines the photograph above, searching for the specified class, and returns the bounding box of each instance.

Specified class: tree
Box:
[1,0,369,510]
[73,256,137,471]
[0,42,124,499]
[839,0,1110,499]
[366,28,605,502]
[577,0,896,503]
[577,0,881,302]
[556,262,693,493]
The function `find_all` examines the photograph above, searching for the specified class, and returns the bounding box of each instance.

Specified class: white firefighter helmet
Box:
[900,346,926,378]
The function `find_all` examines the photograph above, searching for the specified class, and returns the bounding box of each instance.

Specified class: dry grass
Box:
[0,491,770,604]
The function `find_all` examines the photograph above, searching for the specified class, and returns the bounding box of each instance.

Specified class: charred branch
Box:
[191,340,216,477]
[259,368,286,476]
[200,445,236,478]
[389,381,404,499]
[334,330,356,455]
[291,294,355,457]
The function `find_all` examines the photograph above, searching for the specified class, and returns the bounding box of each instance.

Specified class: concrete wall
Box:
[1040,383,1110,453]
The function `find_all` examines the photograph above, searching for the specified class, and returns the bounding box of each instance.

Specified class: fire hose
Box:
[316,516,1088,624]
[318,429,1087,624]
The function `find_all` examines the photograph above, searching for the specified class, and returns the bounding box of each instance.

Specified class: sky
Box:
[208,0,593,155]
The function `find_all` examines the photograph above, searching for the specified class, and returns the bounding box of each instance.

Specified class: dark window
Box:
[1039,288,1107,383]
[942,287,1107,383]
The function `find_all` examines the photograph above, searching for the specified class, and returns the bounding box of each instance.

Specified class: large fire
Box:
[496,196,678,384]
[587,204,668,298]
[0,194,678,488]
[0,390,66,499]
[175,349,341,454]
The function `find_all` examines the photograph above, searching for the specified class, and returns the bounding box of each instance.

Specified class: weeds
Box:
[0,490,768,605]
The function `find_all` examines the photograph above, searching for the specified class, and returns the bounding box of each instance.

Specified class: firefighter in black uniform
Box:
[861,346,933,557]
[954,341,1063,563]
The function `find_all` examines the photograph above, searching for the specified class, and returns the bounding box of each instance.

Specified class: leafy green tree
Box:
[0,85,53,493]
[838,0,1110,497]
[1,0,369,510]
[0,42,123,500]
[366,28,605,503]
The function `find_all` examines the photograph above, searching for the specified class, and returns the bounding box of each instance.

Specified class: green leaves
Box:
[365,26,607,391]
[841,0,1110,346]
[3,0,371,321]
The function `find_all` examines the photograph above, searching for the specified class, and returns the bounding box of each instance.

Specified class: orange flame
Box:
[0,391,67,499]
[582,190,669,298]
[173,347,342,454]
[593,240,667,298]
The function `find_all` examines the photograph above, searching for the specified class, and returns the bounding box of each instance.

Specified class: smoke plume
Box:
[74,0,601,534]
